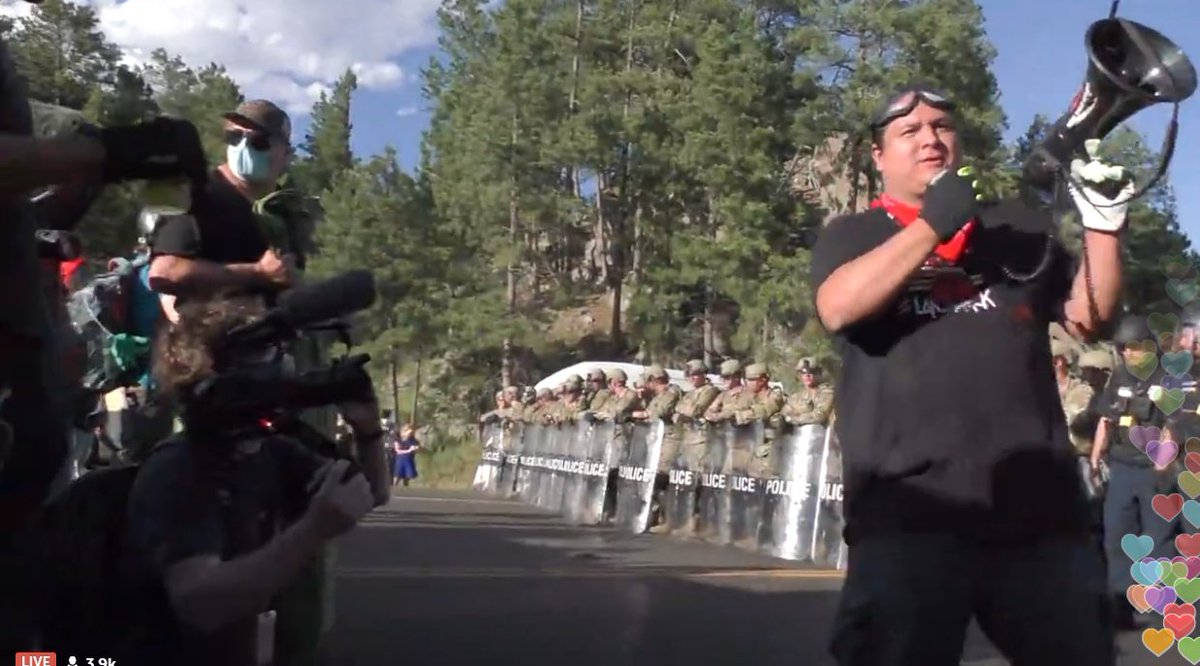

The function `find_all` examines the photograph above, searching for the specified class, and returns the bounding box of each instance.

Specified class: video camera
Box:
[180,270,379,460]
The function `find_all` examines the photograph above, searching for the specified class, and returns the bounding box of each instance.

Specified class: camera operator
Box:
[126,293,387,664]
[0,0,207,551]
[147,99,298,302]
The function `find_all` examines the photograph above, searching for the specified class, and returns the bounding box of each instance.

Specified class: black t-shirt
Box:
[810,200,1090,544]
[126,434,325,664]
[151,168,269,267]
[1098,366,1167,466]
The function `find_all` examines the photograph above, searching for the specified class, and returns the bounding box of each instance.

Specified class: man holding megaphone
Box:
[811,82,1137,665]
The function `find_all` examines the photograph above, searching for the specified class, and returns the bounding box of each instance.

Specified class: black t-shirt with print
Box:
[810,200,1091,545]
[151,168,269,266]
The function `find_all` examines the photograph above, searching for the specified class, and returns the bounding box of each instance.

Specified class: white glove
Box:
[1067,139,1136,233]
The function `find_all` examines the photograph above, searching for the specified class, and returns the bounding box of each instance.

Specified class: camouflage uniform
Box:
[704,361,756,423]
[592,369,641,422]
[584,368,611,410]
[726,364,784,478]
[671,360,721,472]
[631,365,682,469]
[782,358,835,427]
[1053,340,1092,457]
[551,375,587,426]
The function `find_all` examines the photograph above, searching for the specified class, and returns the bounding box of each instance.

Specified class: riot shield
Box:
[663,421,704,535]
[578,420,615,524]
[810,425,847,569]
[500,422,524,498]
[759,424,827,561]
[560,421,591,524]
[544,424,572,513]
[725,421,766,550]
[613,419,665,534]
[516,424,545,505]
[472,422,506,495]
[695,424,730,542]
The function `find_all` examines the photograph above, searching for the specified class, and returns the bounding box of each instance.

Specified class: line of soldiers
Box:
[479,357,836,538]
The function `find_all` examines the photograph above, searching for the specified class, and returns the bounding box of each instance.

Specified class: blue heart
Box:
[1123,533,1155,561]
[1163,352,1195,378]
[1185,501,1200,529]
[1134,559,1165,586]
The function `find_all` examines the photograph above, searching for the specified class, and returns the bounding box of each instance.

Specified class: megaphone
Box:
[1023,17,1197,196]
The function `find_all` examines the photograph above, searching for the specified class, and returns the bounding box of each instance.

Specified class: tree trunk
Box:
[567,0,584,199]
[703,292,714,369]
[610,1,640,354]
[502,113,520,388]
[390,346,400,423]
[410,352,422,426]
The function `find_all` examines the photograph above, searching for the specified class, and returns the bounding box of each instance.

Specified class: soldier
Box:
[530,388,557,425]
[1052,339,1081,403]
[661,360,721,536]
[551,375,587,426]
[584,369,610,410]
[703,359,754,423]
[632,365,681,533]
[782,357,835,427]
[479,390,508,425]
[512,386,536,423]
[589,369,641,423]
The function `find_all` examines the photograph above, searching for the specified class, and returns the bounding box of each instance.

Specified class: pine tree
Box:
[293,70,359,195]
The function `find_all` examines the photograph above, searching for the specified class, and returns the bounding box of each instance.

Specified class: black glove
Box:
[920,166,979,242]
[94,117,208,185]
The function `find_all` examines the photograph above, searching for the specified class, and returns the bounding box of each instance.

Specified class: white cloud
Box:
[10,0,442,116]
[396,106,419,117]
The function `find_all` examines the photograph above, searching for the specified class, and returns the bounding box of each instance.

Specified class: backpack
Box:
[65,255,161,394]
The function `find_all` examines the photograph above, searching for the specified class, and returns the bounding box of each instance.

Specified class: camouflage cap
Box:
[685,359,707,375]
[1079,350,1115,370]
[607,368,628,382]
[745,363,768,380]
[536,388,553,400]
[224,99,292,144]
[1050,339,1076,362]
[719,359,743,377]
[645,364,668,381]
[587,368,607,381]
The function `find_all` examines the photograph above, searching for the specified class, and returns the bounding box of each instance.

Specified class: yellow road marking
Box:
[338,567,845,580]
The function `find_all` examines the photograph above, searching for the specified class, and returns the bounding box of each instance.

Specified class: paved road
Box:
[329,488,1186,665]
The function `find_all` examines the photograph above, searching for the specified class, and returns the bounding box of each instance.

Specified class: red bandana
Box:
[871,193,976,264]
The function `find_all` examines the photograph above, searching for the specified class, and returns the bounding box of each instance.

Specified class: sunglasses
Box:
[224,128,272,152]
[871,88,957,130]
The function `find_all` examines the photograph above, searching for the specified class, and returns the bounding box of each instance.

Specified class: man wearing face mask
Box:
[148,99,298,302]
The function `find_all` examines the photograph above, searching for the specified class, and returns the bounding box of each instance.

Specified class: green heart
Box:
[1179,578,1200,604]
[1179,472,1200,499]
[1156,389,1186,416]
[1180,637,1200,665]
[1164,561,1190,587]
[1169,280,1200,308]
[1150,313,1182,339]
[1126,342,1160,381]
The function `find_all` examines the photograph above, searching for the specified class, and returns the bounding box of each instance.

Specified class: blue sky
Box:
[306,0,1200,245]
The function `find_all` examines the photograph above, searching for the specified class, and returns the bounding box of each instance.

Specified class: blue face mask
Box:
[227,139,273,182]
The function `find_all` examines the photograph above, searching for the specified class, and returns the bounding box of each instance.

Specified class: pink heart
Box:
[1187,557,1200,579]
[1130,426,1163,452]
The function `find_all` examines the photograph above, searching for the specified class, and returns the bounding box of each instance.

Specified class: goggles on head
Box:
[870,88,957,133]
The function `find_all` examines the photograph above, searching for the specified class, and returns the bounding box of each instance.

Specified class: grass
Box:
[408,440,483,490]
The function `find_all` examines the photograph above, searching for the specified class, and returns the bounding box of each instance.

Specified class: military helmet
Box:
[1112,314,1153,346]
[745,363,768,380]
[719,359,743,377]
[566,374,584,389]
[522,386,537,402]
[796,357,820,374]
[685,359,707,375]
[1079,350,1115,370]
[607,368,628,382]
[536,388,553,400]
[645,364,668,381]
[587,368,606,381]
[1050,339,1076,362]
